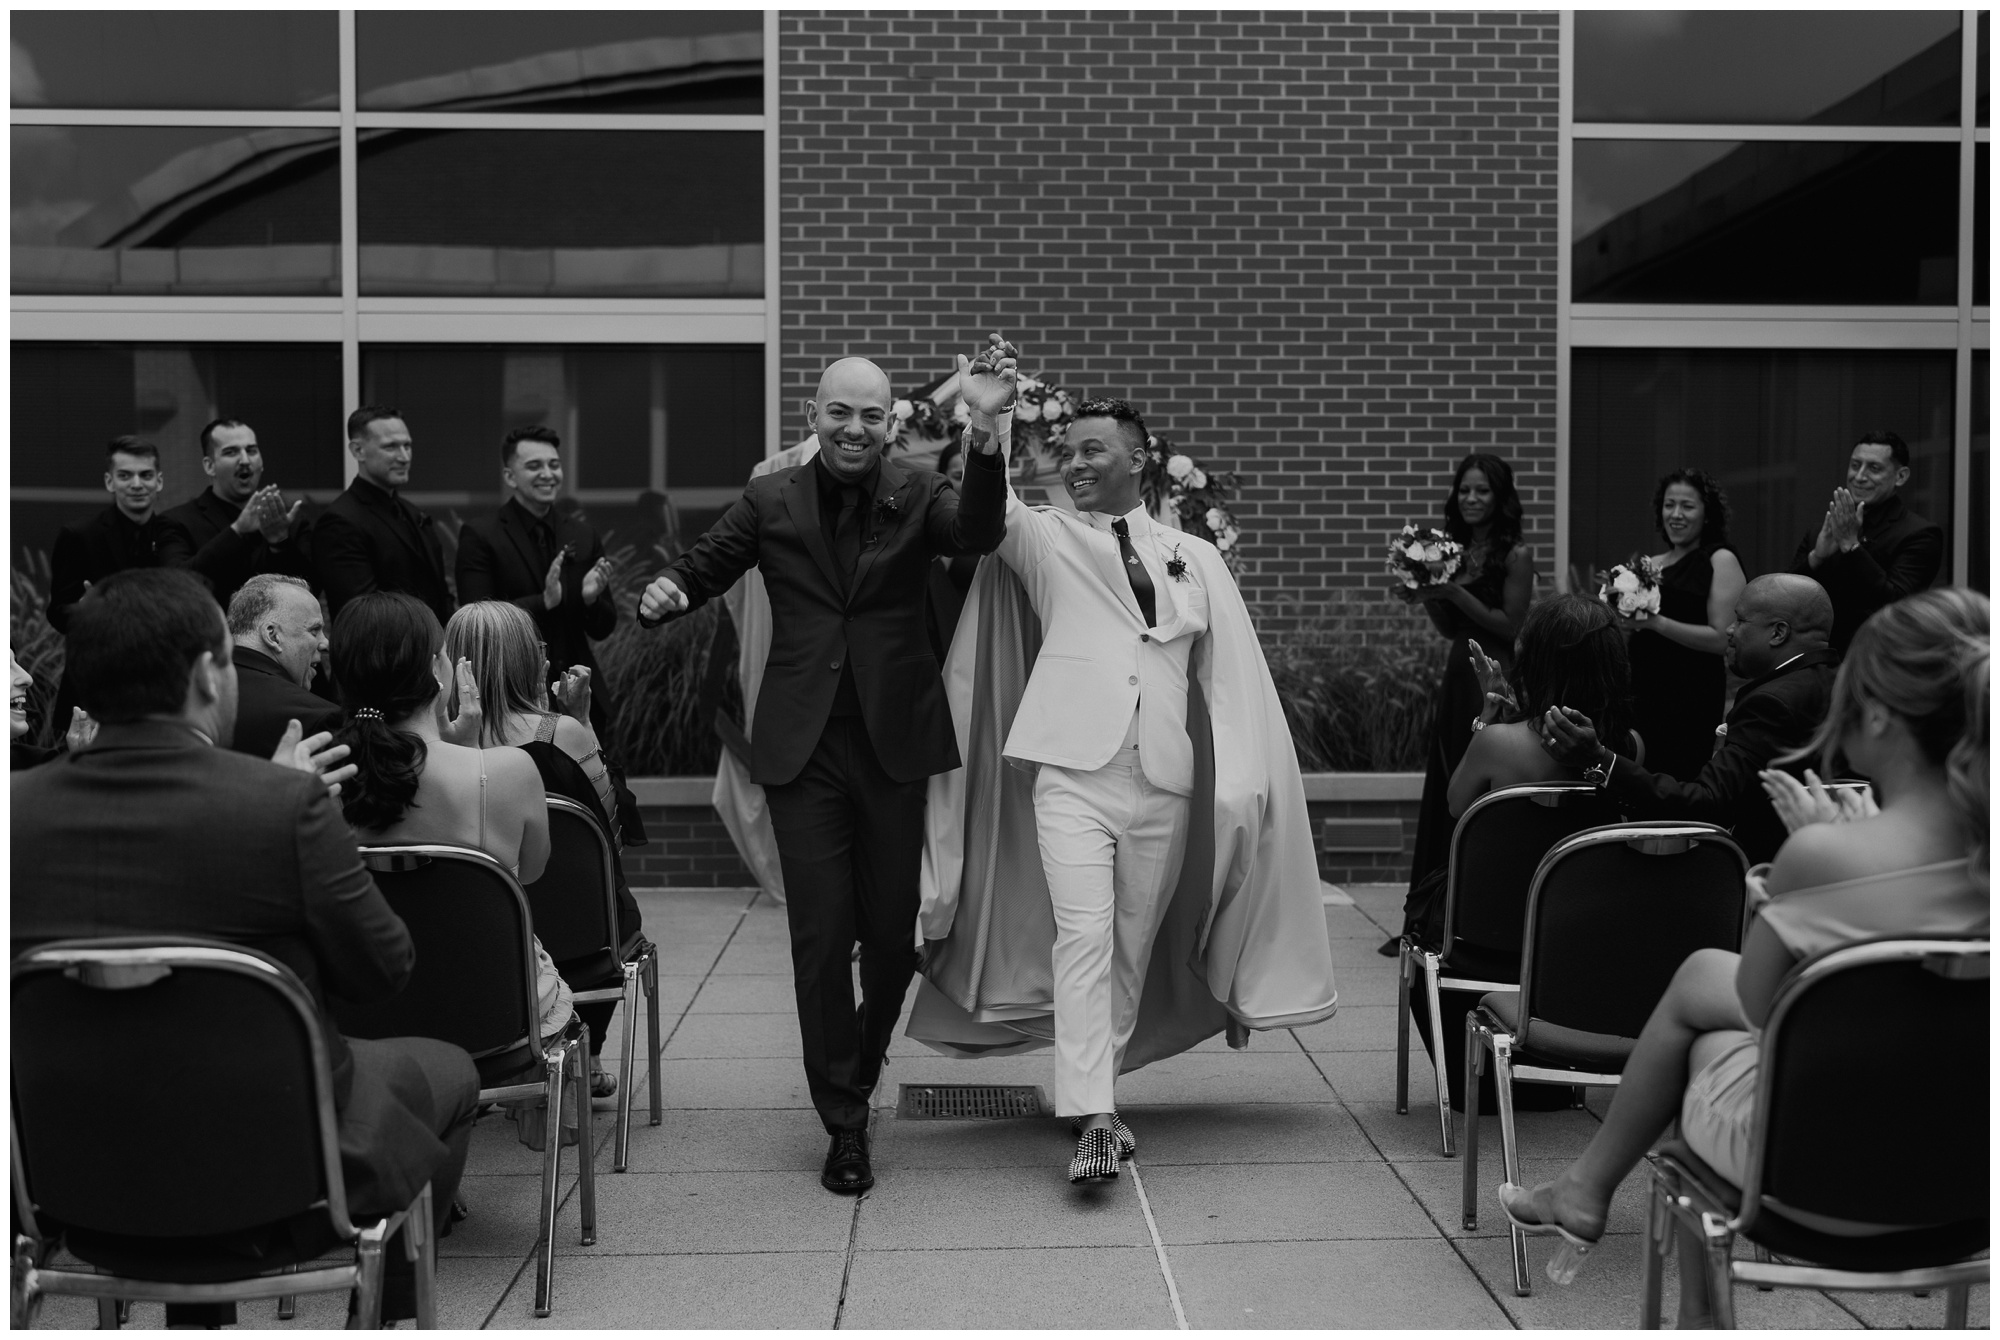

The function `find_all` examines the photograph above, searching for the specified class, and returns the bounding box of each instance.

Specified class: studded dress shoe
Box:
[1068,1127,1120,1184]
[822,1129,874,1194]
[1068,1112,1136,1159]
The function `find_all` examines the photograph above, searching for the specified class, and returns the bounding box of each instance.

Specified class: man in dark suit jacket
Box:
[1541,573,1839,865]
[638,347,1011,1194]
[161,417,311,611]
[226,573,342,759]
[1789,430,1943,651]
[11,568,474,1325]
[314,406,453,624]
[455,426,618,735]
[48,436,193,633]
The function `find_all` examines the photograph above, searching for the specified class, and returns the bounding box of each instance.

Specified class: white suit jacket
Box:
[992,493,1210,793]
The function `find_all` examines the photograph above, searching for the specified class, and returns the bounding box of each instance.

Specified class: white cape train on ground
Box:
[908,525,1338,1071]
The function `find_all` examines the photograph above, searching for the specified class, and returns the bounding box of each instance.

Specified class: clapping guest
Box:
[1788,430,1944,652]
[1387,453,1536,956]
[226,575,341,759]
[444,600,646,1100]
[1500,588,1987,1327]
[1624,469,1746,781]
[160,417,310,611]
[330,593,574,1044]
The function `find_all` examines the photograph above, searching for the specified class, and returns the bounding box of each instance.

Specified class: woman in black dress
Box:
[1385,453,1535,954]
[1625,469,1745,783]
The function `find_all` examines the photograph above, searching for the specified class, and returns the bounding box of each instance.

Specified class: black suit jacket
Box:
[455,500,617,678]
[230,645,344,760]
[1789,493,1943,651]
[1605,649,1840,865]
[648,449,1006,786]
[10,720,412,1101]
[313,477,453,624]
[47,506,194,632]
[161,488,312,611]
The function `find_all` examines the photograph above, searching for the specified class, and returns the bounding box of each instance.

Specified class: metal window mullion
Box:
[1570,122,1962,142]
[763,7,783,460]
[1953,8,1979,586]
[1555,12,1574,593]
[339,9,359,486]
[9,108,339,128]
[353,112,762,132]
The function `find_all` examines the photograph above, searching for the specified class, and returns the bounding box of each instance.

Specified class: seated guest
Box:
[444,600,646,1098]
[11,569,476,1327]
[1789,430,1944,652]
[1538,574,1839,865]
[330,592,574,1043]
[227,574,342,759]
[10,653,96,770]
[1501,587,1988,1328]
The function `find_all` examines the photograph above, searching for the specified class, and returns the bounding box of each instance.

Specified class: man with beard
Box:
[161,417,310,610]
[1788,430,1943,651]
[635,341,1011,1196]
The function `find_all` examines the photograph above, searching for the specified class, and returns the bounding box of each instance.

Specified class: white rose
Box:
[1205,507,1228,533]
[1421,544,1442,563]
[892,399,914,421]
[1404,541,1427,561]
[1186,467,1207,490]
[1216,532,1234,552]
[1165,455,1195,481]
[1015,397,1042,423]
[1612,568,1641,595]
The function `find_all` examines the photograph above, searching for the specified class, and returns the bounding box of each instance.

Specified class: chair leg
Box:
[1394,940,1411,1115]
[278,1294,297,1320]
[13,1233,41,1330]
[644,950,663,1126]
[1944,1283,1971,1329]
[411,1182,437,1330]
[1701,1213,1737,1330]
[533,1047,565,1319]
[1751,1241,1773,1290]
[96,1297,120,1329]
[614,961,640,1172]
[1422,952,1454,1157]
[1638,1173,1667,1329]
[1490,1034,1530,1296]
[572,1039,598,1248]
[351,1219,389,1331]
[1461,1011,1484,1230]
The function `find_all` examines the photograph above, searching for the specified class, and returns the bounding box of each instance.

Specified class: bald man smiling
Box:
[638,342,1013,1194]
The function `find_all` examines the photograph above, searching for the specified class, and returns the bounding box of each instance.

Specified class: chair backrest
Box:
[12,938,353,1242]
[1444,783,1623,958]
[332,844,541,1062]
[523,797,620,966]
[1517,823,1747,1047]
[1744,937,1989,1234]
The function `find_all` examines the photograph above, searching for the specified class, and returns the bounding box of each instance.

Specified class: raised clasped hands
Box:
[551,664,592,725]
[270,718,357,798]
[1813,487,1863,560]
[1759,766,1877,834]
[1466,638,1516,723]
[639,573,689,624]
[955,333,1019,453]
[438,656,483,746]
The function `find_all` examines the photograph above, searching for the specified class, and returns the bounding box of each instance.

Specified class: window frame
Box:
[1557,9,1988,590]
[9,9,781,507]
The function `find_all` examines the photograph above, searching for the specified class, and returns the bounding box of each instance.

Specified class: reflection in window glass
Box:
[1574,141,1959,304]
[1981,13,1990,127]
[10,11,338,111]
[10,342,345,561]
[359,345,765,547]
[1576,11,1960,125]
[1978,146,1990,307]
[1570,350,1955,586]
[357,12,760,114]
[1973,351,1989,594]
[12,126,339,296]
[356,130,761,297]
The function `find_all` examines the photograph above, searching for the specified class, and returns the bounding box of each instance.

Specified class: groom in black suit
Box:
[638,345,1013,1193]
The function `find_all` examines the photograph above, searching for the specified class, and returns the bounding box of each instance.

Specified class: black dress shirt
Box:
[811,452,881,716]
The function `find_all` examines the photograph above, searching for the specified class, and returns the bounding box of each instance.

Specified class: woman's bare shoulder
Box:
[1766,812,1953,896]
[551,714,601,758]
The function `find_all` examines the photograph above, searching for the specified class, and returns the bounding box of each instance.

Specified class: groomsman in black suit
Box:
[314,407,453,624]
[637,342,1013,1195]
[160,417,310,611]
[455,426,618,737]
[48,436,193,633]
[1788,430,1943,651]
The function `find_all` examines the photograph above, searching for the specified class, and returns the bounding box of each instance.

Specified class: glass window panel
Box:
[10,11,338,111]
[1980,13,1990,127]
[1575,11,1960,126]
[12,126,339,296]
[358,345,765,548]
[357,12,760,114]
[1570,350,1955,588]
[1574,141,1959,304]
[10,342,345,563]
[356,129,760,297]
[1978,146,1990,307]
[1972,351,1989,594]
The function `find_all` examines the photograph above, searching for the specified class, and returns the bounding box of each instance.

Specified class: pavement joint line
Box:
[1128,1158,1190,1330]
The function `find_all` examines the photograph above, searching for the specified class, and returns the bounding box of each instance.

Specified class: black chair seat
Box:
[473,1040,542,1090]
[553,949,623,993]
[1479,990,1636,1071]
[1655,1138,1988,1274]
[59,1210,346,1285]
[1435,938,1519,985]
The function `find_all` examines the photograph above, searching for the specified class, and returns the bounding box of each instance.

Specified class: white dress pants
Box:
[1033,744,1192,1117]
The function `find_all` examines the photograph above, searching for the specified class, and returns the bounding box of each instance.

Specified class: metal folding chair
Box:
[1641,938,1988,1329]
[12,939,435,1329]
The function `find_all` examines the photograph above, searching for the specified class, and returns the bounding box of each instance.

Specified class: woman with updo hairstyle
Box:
[1501,588,1988,1327]
[1625,468,1746,782]
[332,592,574,1043]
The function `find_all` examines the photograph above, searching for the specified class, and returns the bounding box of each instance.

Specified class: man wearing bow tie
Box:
[636,343,1011,1196]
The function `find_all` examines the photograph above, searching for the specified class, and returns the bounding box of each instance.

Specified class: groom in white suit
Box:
[985,394,1211,1183]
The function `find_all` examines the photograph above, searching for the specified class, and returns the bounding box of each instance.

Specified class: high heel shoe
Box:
[1497,1183,1601,1285]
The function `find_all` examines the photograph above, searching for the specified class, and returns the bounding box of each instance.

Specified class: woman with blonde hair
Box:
[1501,587,1988,1326]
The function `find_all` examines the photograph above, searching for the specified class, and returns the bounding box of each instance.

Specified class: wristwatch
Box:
[1581,747,1614,790]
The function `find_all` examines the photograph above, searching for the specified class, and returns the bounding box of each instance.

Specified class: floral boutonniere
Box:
[864,493,902,549]
[1165,544,1188,582]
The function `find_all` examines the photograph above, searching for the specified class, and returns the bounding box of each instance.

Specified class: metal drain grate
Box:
[896,1083,1050,1120]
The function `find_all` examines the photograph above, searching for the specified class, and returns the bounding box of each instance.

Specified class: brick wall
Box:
[781,10,1561,636]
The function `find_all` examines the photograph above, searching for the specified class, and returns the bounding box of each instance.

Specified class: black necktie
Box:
[1110,517,1157,627]
[833,486,863,592]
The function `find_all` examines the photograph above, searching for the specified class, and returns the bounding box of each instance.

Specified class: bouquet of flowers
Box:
[889,394,957,447]
[1385,523,1463,590]
[1141,434,1244,576]
[1596,556,1662,620]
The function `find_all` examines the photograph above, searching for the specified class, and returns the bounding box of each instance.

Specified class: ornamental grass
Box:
[1261,602,1442,773]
